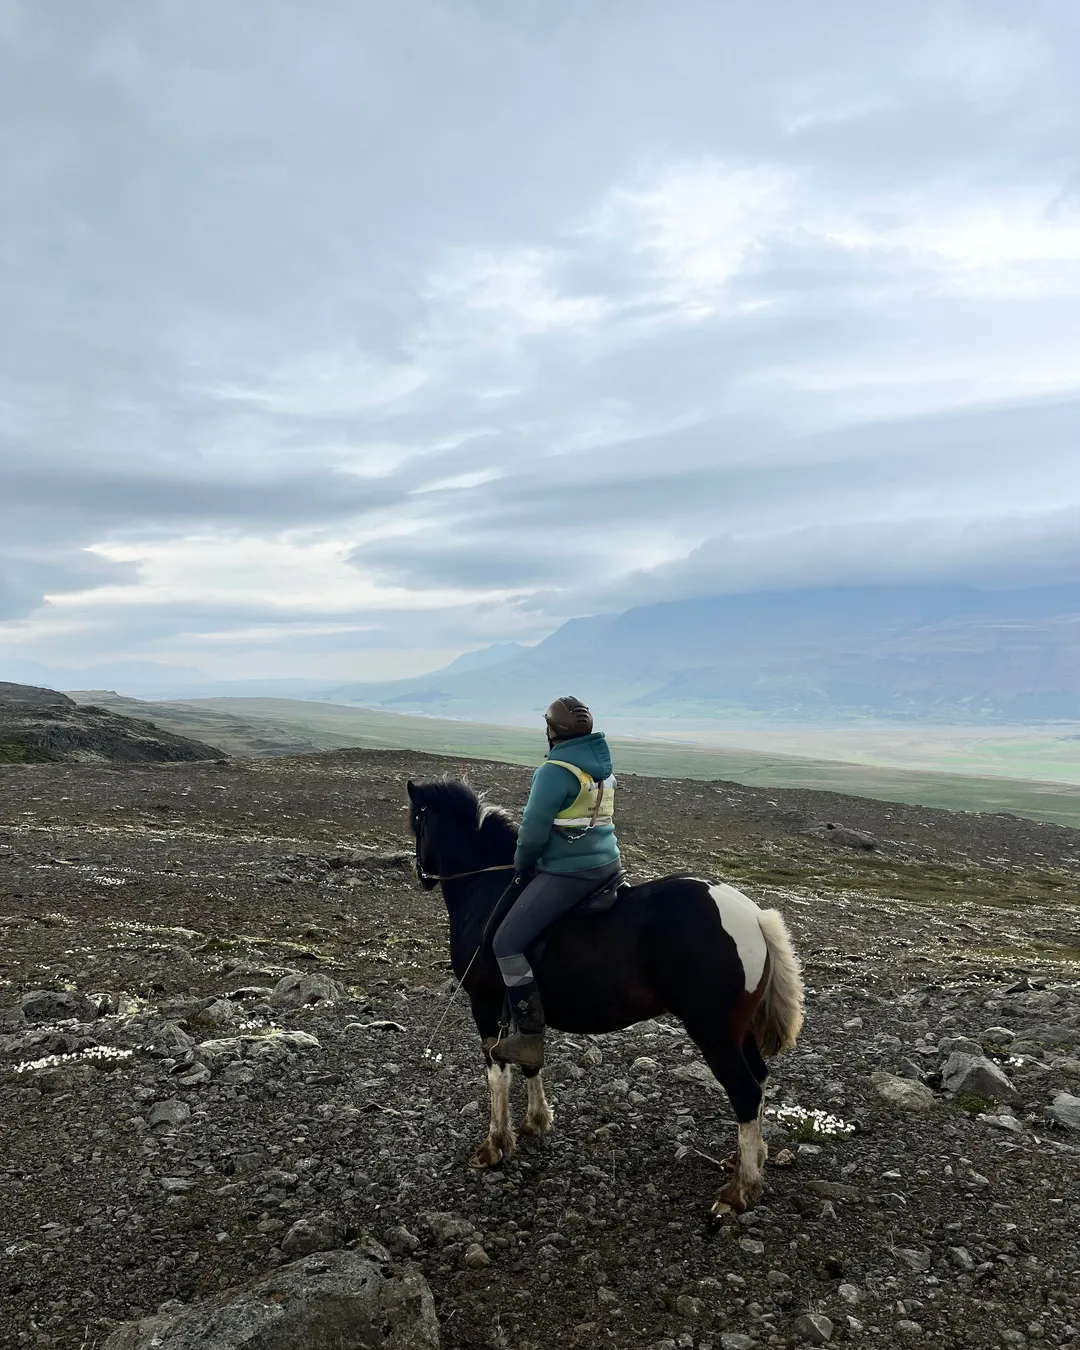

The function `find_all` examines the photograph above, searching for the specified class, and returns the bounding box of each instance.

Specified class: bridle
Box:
[412,805,516,885]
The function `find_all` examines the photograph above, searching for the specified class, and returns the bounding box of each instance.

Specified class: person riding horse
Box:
[491,695,621,1070]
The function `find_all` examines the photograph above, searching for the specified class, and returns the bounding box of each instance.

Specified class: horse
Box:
[407,776,805,1213]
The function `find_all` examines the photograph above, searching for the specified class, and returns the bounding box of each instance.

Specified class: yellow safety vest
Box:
[547,760,616,832]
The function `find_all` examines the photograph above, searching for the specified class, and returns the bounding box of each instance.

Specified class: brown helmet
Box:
[545,695,593,743]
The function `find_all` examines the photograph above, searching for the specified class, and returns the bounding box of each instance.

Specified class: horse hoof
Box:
[518,1110,555,1138]
[710,1200,737,1221]
[713,1180,757,1214]
[470,1139,503,1169]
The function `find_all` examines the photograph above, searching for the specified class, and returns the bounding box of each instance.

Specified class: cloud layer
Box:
[2,0,1079,678]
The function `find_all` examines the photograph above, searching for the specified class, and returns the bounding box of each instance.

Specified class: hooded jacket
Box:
[513,731,621,874]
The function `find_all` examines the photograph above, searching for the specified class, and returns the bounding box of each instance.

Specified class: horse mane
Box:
[412,777,518,863]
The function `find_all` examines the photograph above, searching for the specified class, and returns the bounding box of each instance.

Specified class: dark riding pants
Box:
[492,862,623,988]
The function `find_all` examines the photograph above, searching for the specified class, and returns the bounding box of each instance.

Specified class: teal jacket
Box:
[514,732,621,874]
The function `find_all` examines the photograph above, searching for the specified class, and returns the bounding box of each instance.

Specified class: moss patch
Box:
[0,742,58,764]
[953,1092,994,1116]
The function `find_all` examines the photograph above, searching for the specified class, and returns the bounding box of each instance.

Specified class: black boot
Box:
[492,982,545,1070]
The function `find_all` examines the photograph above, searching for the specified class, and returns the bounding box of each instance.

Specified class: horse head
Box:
[406,777,516,889]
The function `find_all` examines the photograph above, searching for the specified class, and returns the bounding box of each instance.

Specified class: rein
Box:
[412,805,514,1061]
[416,863,516,883]
[412,807,516,885]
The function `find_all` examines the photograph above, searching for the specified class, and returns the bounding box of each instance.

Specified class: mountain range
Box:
[318,584,1080,724]
[6,584,1079,724]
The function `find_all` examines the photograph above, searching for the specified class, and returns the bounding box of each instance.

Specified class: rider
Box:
[491,696,622,1069]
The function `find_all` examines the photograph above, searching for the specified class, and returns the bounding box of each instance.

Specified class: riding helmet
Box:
[544,696,593,742]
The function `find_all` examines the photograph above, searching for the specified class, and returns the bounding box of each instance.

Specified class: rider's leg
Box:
[490,865,619,1068]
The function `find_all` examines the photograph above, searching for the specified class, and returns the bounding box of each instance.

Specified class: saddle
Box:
[572,871,627,915]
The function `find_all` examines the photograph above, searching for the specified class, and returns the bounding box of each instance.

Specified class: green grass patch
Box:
[66,692,1080,828]
[953,1093,994,1116]
[717,848,1077,911]
[0,742,58,764]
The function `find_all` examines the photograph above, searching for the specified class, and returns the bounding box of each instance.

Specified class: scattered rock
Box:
[462,1243,490,1269]
[871,1070,936,1112]
[1048,1091,1080,1131]
[19,990,98,1023]
[385,1226,421,1256]
[270,972,345,1009]
[942,1052,1019,1104]
[978,1111,1023,1134]
[808,822,877,850]
[147,1099,191,1130]
[280,1213,340,1259]
[420,1212,477,1246]
[792,1311,834,1343]
[101,1249,438,1348]
[894,1246,932,1273]
[672,1061,722,1092]
[938,1035,983,1057]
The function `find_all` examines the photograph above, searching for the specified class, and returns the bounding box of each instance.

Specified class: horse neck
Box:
[440,870,508,956]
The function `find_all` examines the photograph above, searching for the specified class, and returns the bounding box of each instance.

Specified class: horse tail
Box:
[752,907,805,1057]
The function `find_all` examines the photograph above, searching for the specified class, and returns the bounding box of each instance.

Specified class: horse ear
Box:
[406,779,421,804]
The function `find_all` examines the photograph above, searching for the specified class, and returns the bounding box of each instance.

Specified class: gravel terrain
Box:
[2,749,1079,1350]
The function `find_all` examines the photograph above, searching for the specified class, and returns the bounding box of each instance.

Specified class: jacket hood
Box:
[546,731,612,780]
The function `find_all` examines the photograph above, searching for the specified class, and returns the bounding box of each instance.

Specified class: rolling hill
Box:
[0,683,224,764]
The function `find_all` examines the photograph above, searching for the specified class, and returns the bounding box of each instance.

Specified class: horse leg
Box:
[684,1021,767,1214]
[519,1065,555,1137]
[464,993,517,1167]
[471,1041,516,1168]
[743,1031,769,1091]
[717,1032,770,1172]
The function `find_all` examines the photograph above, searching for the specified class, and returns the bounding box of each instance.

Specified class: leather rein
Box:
[417,863,516,884]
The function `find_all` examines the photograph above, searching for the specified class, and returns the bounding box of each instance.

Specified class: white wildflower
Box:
[769,1104,855,1140]
[12,1046,134,1074]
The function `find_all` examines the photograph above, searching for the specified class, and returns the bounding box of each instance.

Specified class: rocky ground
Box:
[2,748,1079,1350]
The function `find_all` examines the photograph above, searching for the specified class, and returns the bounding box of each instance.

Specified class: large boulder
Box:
[102,1249,439,1349]
[871,1070,935,1112]
[19,990,100,1023]
[941,1052,1019,1105]
[1048,1091,1080,1131]
[270,973,345,1010]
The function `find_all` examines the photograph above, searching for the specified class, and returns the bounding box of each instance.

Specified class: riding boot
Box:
[491,982,545,1070]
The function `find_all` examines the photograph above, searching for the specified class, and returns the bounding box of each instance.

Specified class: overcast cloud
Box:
[2,0,1079,680]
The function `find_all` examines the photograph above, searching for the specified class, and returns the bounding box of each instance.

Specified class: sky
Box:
[2,0,1079,683]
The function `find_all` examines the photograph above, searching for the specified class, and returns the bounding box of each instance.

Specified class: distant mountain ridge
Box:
[318,584,1080,723]
[6,583,1078,724]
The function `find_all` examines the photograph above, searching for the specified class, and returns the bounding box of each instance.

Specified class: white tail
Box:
[752,907,805,1056]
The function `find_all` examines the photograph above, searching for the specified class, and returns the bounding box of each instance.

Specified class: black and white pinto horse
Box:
[408,777,805,1213]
